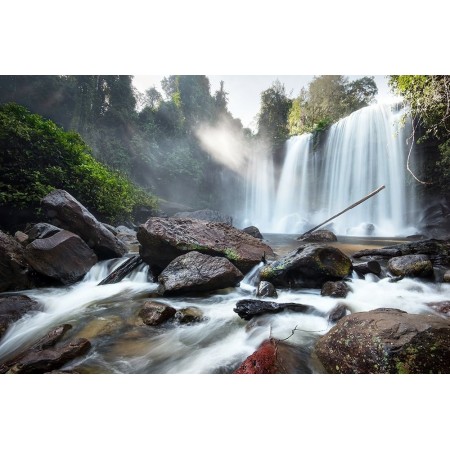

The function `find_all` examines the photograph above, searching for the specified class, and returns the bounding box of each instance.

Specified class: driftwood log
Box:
[98,255,143,285]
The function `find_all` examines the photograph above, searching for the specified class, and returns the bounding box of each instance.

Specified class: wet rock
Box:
[139,301,176,326]
[75,316,124,340]
[41,189,127,259]
[256,281,278,298]
[387,254,433,278]
[426,301,450,317]
[7,338,91,374]
[137,217,274,274]
[352,260,382,277]
[327,303,349,323]
[233,299,317,321]
[0,230,36,293]
[259,244,352,288]
[24,230,98,284]
[314,308,450,373]
[116,227,139,252]
[174,209,233,225]
[158,251,243,295]
[25,222,62,242]
[242,226,263,239]
[234,339,312,374]
[321,281,350,298]
[0,294,39,339]
[297,230,337,242]
[443,270,450,283]
[175,307,204,324]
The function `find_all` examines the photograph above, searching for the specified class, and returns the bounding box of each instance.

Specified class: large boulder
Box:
[159,251,243,295]
[137,217,275,274]
[0,294,39,339]
[41,189,127,259]
[25,230,98,284]
[174,209,233,225]
[259,244,352,288]
[314,308,450,373]
[0,231,36,292]
[388,254,433,278]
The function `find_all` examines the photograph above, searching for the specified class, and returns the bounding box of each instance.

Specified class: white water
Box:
[242,103,417,236]
[1,247,449,374]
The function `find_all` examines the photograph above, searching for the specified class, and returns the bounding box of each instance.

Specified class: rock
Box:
[242,226,263,239]
[234,339,312,374]
[387,254,433,278]
[102,223,118,235]
[314,308,450,373]
[24,230,98,284]
[259,244,352,288]
[159,251,243,295]
[352,260,382,278]
[353,239,450,265]
[174,307,204,324]
[426,301,450,317]
[0,230,36,293]
[321,281,350,298]
[25,222,62,242]
[233,299,317,321]
[297,230,337,242]
[138,301,176,326]
[256,281,278,298]
[14,231,29,246]
[137,217,275,274]
[443,270,450,283]
[174,209,233,225]
[327,303,349,323]
[75,316,124,340]
[0,294,39,339]
[41,189,127,259]
[7,338,91,374]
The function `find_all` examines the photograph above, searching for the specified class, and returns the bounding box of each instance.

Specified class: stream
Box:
[1,234,449,374]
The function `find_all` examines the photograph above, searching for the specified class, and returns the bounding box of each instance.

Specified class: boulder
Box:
[242,226,263,239]
[14,231,29,246]
[0,230,36,292]
[297,230,337,242]
[0,294,39,339]
[174,209,233,225]
[387,254,433,278]
[233,299,317,321]
[443,270,450,283]
[137,217,275,274]
[234,339,312,374]
[25,230,98,284]
[327,303,349,323]
[352,260,382,277]
[259,244,352,288]
[138,301,176,326]
[41,189,127,259]
[25,222,62,242]
[159,251,243,295]
[256,281,278,298]
[174,307,204,324]
[314,308,450,373]
[321,281,350,298]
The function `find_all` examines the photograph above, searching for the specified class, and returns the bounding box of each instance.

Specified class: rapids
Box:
[1,236,448,374]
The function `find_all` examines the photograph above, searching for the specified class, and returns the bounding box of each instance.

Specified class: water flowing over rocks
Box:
[174,209,233,225]
[0,230,36,292]
[174,307,204,324]
[314,308,450,374]
[0,294,39,339]
[41,189,127,259]
[24,230,98,284]
[327,303,349,323]
[137,217,275,274]
[388,254,434,278]
[259,244,352,288]
[233,299,317,321]
[138,300,177,326]
[158,251,243,295]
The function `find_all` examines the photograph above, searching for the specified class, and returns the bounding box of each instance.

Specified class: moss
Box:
[223,248,240,261]
[396,361,410,374]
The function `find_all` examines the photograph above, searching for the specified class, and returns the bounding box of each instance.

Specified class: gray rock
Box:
[139,301,176,326]
[174,307,204,324]
[0,294,39,339]
[321,281,350,298]
[256,281,278,298]
[159,251,243,295]
[297,230,337,242]
[388,254,433,278]
[242,226,263,239]
[26,222,62,242]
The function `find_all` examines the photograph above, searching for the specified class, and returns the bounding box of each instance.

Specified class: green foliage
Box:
[0,103,157,223]
[287,76,378,135]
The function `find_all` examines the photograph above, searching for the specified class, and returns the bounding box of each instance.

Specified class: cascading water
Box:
[242,103,418,236]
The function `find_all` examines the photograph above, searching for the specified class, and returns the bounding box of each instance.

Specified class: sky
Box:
[133,75,397,131]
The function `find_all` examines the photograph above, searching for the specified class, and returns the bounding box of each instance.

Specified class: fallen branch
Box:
[98,255,143,285]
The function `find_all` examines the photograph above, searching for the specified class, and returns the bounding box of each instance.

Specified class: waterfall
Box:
[242,103,417,237]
